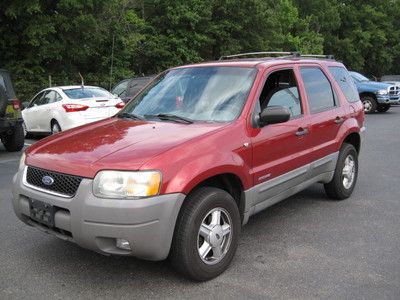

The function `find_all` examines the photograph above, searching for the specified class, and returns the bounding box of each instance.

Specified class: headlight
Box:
[93,170,161,199]
[376,89,388,95]
[19,152,26,171]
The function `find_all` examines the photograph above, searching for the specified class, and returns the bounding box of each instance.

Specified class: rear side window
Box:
[112,80,129,98]
[329,67,360,103]
[41,91,56,105]
[300,68,336,113]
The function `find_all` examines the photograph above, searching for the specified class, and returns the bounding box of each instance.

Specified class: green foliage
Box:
[1,0,400,100]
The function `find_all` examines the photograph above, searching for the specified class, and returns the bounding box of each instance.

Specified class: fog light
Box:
[116,238,131,251]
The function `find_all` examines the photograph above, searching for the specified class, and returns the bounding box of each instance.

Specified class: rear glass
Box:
[63,87,113,99]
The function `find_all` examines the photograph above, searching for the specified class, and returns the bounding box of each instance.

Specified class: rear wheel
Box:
[51,120,61,134]
[324,143,358,200]
[170,187,241,281]
[376,104,390,112]
[361,96,377,114]
[1,124,25,152]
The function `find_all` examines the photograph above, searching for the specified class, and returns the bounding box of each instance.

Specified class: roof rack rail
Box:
[300,54,335,59]
[219,51,300,60]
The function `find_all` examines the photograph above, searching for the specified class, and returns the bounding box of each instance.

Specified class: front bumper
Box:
[376,95,399,104]
[12,166,185,260]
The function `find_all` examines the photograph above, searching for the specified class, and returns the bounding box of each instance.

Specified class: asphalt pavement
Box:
[1,107,399,299]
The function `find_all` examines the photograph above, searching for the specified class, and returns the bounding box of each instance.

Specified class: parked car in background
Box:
[350,71,399,113]
[13,52,364,280]
[111,76,154,103]
[0,69,24,152]
[22,86,125,135]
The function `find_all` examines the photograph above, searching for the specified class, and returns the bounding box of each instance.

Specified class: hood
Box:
[356,81,392,91]
[382,81,400,87]
[26,117,226,178]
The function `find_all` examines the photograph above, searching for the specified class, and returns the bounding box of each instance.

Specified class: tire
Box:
[324,143,358,200]
[51,120,61,134]
[2,123,25,152]
[170,187,241,281]
[361,96,377,114]
[376,104,390,113]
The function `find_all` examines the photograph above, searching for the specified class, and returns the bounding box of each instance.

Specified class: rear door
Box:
[35,90,56,131]
[250,66,313,206]
[39,90,63,131]
[298,65,347,175]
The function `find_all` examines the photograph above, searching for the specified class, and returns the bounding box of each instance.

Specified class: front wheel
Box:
[377,104,390,113]
[361,96,377,114]
[324,143,358,200]
[170,187,241,281]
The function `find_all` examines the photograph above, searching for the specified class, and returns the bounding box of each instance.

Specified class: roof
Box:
[175,57,343,70]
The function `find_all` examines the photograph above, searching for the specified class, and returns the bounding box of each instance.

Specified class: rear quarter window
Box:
[329,67,360,103]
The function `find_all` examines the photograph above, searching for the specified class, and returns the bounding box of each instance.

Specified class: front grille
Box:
[26,167,83,197]
[389,86,399,95]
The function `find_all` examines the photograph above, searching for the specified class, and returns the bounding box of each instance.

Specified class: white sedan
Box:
[22,86,125,134]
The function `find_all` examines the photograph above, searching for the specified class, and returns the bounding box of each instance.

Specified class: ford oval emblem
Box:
[42,175,54,186]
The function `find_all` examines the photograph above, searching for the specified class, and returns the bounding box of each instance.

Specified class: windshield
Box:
[121,66,257,122]
[63,87,114,99]
[350,72,370,82]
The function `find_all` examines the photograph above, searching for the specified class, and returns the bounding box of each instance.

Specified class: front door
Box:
[250,67,312,206]
[22,91,45,132]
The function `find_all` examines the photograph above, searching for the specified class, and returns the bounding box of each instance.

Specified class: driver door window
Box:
[258,69,302,118]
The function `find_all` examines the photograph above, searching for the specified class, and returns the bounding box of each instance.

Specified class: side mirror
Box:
[21,102,29,109]
[258,106,290,127]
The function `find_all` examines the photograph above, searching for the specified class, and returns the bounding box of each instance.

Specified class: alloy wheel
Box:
[342,154,356,189]
[197,207,232,265]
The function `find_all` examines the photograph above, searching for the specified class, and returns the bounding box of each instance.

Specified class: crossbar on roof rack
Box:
[301,54,335,59]
[219,51,300,60]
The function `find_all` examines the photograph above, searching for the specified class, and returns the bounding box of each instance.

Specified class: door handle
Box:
[334,116,344,124]
[295,127,309,136]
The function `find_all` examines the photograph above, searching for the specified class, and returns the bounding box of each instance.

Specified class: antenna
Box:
[78,72,84,88]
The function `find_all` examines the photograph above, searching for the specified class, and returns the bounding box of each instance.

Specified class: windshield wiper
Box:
[145,113,194,124]
[117,112,145,120]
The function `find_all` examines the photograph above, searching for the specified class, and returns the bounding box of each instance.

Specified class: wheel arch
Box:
[184,172,246,223]
[342,131,361,153]
[359,92,376,101]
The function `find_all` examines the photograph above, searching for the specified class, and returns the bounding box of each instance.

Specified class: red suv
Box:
[12,52,364,281]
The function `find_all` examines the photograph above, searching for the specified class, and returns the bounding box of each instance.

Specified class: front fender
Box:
[150,148,252,195]
[166,152,251,195]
